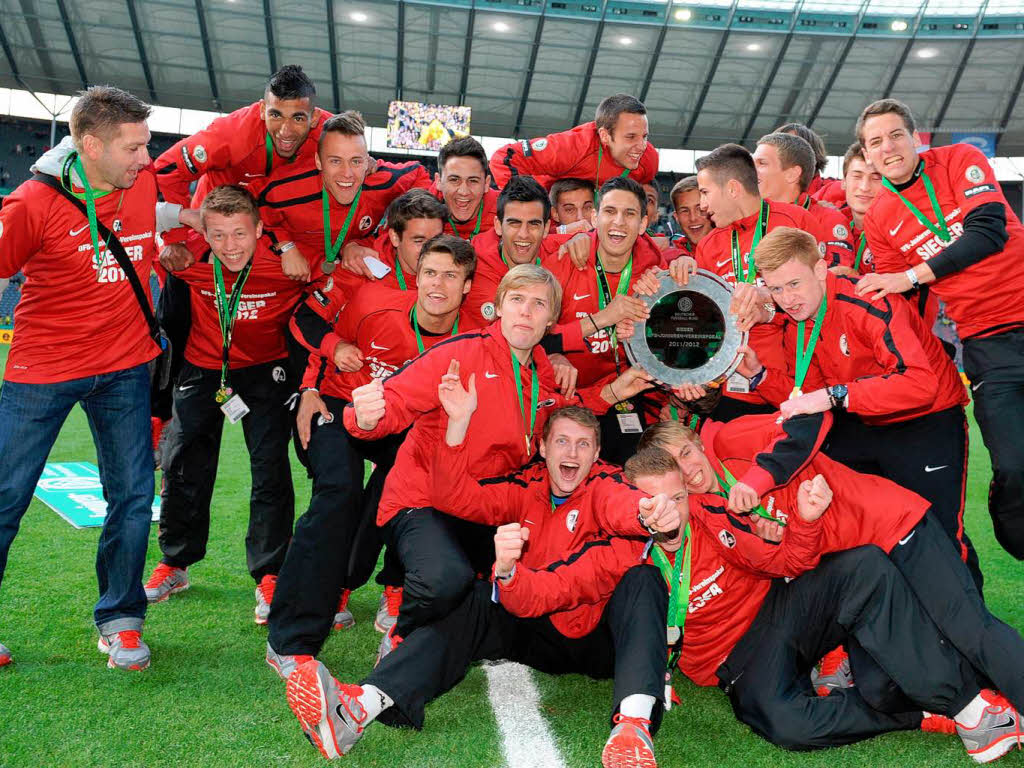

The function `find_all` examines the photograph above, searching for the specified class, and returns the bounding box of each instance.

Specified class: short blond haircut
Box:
[200,184,260,226]
[495,264,563,321]
[637,420,700,455]
[752,226,822,274]
[624,446,682,484]
[543,405,600,449]
[670,176,698,210]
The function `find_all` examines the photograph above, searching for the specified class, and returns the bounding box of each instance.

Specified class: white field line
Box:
[484,661,568,768]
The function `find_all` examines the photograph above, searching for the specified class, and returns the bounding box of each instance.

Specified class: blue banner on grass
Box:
[34,462,160,529]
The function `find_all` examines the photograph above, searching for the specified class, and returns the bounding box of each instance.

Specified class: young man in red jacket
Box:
[341,264,654,660]
[625,444,1024,763]
[665,176,711,257]
[432,137,499,241]
[490,94,659,190]
[735,226,979,587]
[856,98,1024,563]
[547,177,665,463]
[265,234,480,677]
[753,133,856,269]
[285,404,678,767]
[0,86,162,670]
[154,65,329,208]
[251,111,431,282]
[549,177,596,231]
[143,186,304,622]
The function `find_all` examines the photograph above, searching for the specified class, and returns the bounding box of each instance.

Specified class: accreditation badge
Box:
[220,394,250,424]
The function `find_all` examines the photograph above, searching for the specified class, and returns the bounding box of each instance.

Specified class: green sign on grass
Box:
[34,462,160,529]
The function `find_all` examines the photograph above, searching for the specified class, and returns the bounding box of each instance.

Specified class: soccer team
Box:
[1,64,1023,767]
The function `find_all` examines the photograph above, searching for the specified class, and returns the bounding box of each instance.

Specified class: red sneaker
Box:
[812,646,852,696]
[333,588,355,631]
[956,689,1024,764]
[255,574,276,625]
[375,624,403,666]
[0,642,11,667]
[922,712,958,735]
[602,713,658,768]
[374,586,402,633]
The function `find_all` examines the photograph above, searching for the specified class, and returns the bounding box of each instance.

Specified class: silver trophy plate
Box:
[625,269,747,386]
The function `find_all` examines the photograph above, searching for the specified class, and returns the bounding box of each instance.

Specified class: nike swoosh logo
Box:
[898,531,916,546]
[924,465,948,473]
[716,258,731,267]
[485,372,498,379]
[369,341,388,350]
[243,172,263,178]
[971,380,985,392]
[889,221,904,237]
[177,384,196,392]
[69,224,89,237]
[573,293,591,301]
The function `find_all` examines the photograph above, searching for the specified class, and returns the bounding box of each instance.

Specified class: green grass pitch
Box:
[0,345,1021,767]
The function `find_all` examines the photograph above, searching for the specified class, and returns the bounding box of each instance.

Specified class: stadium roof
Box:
[2,0,1024,155]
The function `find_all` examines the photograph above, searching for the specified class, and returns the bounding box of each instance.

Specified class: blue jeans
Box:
[0,364,153,632]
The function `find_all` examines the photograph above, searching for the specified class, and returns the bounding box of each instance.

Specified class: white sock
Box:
[359,684,394,721]
[954,692,987,727]
[619,693,656,721]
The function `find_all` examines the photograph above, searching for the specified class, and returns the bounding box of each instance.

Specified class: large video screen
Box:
[386,100,471,152]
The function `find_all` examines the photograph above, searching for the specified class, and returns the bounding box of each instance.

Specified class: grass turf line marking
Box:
[485,661,568,768]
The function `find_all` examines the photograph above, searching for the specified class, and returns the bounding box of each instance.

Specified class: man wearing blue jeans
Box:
[0,86,166,670]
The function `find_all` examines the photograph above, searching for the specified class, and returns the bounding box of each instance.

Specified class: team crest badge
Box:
[272,366,287,383]
[481,302,496,321]
[193,144,208,164]
[565,509,579,533]
[532,138,548,151]
[718,530,736,548]
[113,219,123,232]
[833,224,849,240]
[359,215,373,231]
[839,333,850,356]
[818,243,826,257]
[965,165,985,183]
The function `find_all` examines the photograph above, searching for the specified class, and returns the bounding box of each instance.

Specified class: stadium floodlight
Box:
[492,21,510,32]
[619,36,634,45]
[917,47,938,58]
[746,42,762,51]
[350,11,368,22]
[674,8,692,21]
[891,19,908,31]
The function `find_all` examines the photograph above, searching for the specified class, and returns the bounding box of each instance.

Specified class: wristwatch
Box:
[827,384,848,410]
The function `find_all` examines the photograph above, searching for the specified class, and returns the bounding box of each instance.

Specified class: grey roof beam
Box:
[682,0,741,146]
[513,3,548,138]
[882,0,930,99]
[55,0,88,89]
[740,0,806,145]
[326,0,341,110]
[572,0,610,127]
[193,0,221,109]
[125,0,157,102]
[638,2,671,104]
[807,0,870,128]
[263,0,277,74]
[396,0,405,100]
[933,0,989,130]
[457,1,476,106]
[996,55,1024,152]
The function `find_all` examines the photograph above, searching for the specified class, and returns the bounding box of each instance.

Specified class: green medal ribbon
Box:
[594,250,633,370]
[730,200,769,283]
[409,305,459,355]
[882,165,952,243]
[594,145,632,204]
[395,257,409,291]
[212,257,254,401]
[651,528,692,669]
[265,133,274,176]
[854,229,867,272]
[793,293,827,397]
[711,461,785,526]
[322,185,363,268]
[801,195,812,210]
[499,245,541,269]
[67,154,116,281]
[511,350,540,457]
[668,404,701,431]
[448,199,484,240]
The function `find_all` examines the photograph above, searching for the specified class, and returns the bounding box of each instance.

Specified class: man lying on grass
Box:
[286,396,679,768]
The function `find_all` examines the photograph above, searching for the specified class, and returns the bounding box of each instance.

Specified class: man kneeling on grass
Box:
[286,396,679,768]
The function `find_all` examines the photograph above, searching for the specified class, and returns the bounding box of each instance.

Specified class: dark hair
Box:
[437,136,489,178]
[598,176,648,213]
[843,142,867,177]
[595,94,647,134]
[417,233,477,280]
[266,64,316,103]
[200,184,260,225]
[695,143,759,197]
[757,132,816,192]
[644,179,661,203]
[776,122,827,174]
[387,189,448,237]
[70,85,151,146]
[670,176,698,208]
[542,405,600,449]
[319,111,366,151]
[856,99,916,145]
[497,175,551,222]
[549,177,595,208]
